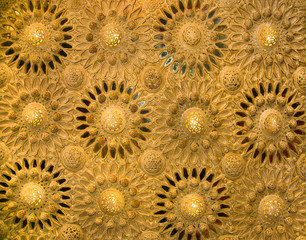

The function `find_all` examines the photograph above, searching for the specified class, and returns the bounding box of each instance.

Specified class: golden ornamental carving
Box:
[0,0,304,239]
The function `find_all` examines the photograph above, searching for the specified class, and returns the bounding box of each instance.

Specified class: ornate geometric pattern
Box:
[0,0,305,239]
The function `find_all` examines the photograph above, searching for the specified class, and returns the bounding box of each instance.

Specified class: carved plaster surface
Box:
[0,0,305,239]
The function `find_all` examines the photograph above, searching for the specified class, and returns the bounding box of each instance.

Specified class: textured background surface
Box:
[0,0,305,239]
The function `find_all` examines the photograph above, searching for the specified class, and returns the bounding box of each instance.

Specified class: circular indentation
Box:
[62,146,86,172]
[22,102,47,129]
[0,220,9,239]
[259,109,283,136]
[180,193,206,221]
[182,108,206,135]
[0,63,12,88]
[25,23,47,46]
[140,149,165,176]
[63,65,86,90]
[258,195,284,222]
[294,67,306,94]
[99,188,125,215]
[101,25,122,47]
[142,66,164,92]
[257,24,279,47]
[182,25,202,46]
[0,142,9,164]
[296,154,306,181]
[220,66,243,92]
[139,231,161,240]
[60,224,84,240]
[20,182,45,208]
[101,107,126,134]
[221,153,244,180]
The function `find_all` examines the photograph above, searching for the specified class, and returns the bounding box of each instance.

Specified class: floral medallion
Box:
[75,0,151,77]
[234,80,305,165]
[0,74,74,156]
[0,157,72,235]
[0,0,73,74]
[154,80,232,165]
[72,162,150,239]
[232,163,305,239]
[153,164,233,239]
[228,0,305,79]
[152,0,229,77]
[75,78,152,160]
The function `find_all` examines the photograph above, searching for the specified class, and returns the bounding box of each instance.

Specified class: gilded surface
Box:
[0,0,305,239]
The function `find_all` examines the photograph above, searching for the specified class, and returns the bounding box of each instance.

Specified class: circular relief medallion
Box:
[141,65,164,93]
[181,107,206,135]
[99,188,125,215]
[293,67,306,94]
[101,107,126,134]
[259,109,283,137]
[140,149,166,176]
[63,65,87,90]
[221,153,245,180]
[220,66,243,93]
[60,224,84,240]
[61,146,86,172]
[20,182,45,208]
[179,24,202,49]
[256,23,279,48]
[22,102,48,129]
[180,193,206,221]
[258,195,284,222]
[25,23,48,46]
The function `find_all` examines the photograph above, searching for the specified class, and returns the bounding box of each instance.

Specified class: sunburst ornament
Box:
[153,80,232,165]
[232,163,305,239]
[228,0,304,79]
[0,157,72,235]
[234,80,305,165]
[75,0,151,78]
[0,0,73,74]
[0,73,74,156]
[72,162,150,239]
[75,78,152,160]
[152,0,230,78]
[153,165,233,239]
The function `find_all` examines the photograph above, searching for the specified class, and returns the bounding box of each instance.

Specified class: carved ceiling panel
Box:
[0,0,305,239]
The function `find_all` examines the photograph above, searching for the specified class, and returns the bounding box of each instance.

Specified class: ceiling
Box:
[0,0,305,239]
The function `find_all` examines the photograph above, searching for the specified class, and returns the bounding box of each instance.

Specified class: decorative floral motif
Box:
[154,80,232,165]
[234,80,305,165]
[60,224,84,240]
[152,0,229,77]
[228,0,305,79]
[75,0,151,77]
[0,0,73,74]
[73,162,150,239]
[139,149,166,177]
[232,163,305,239]
[62,64,88,91]
[154,164,233,239]
[75,78,152,160]
[0,157,72,234]
[0,74,74,156]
